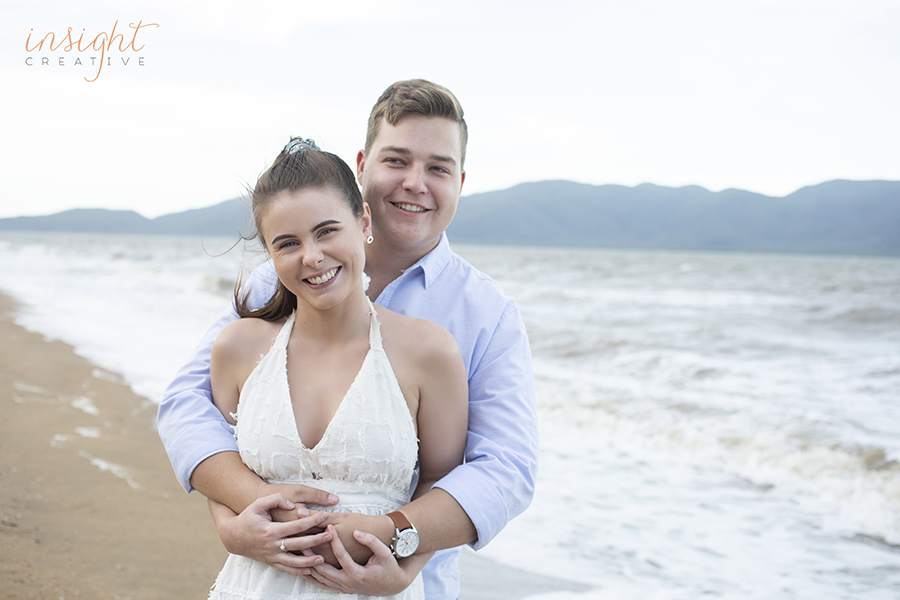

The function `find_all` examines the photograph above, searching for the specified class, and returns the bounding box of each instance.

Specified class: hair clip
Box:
[284,137,320,155]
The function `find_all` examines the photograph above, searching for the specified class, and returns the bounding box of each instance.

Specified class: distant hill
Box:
[1,180,898,255]
[446,179,900,255]
[0,199,252,237]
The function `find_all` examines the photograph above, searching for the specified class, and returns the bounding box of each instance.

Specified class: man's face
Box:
[357,114,466,260]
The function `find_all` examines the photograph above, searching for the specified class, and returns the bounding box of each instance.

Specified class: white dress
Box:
[209,299,424,599]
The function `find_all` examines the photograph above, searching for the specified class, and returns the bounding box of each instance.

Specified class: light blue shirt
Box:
[158,234,539,600]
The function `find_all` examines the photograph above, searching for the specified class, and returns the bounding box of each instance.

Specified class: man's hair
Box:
[365,79,468,167]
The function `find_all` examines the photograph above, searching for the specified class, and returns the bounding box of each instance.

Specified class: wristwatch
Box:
[387,511,420,559]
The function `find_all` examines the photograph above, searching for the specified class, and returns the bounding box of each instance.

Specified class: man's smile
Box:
[391,201,429,213]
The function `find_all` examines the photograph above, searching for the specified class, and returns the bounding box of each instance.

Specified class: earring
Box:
[366,235,374,244]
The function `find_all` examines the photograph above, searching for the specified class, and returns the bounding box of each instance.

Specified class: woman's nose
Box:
[302,243,324,266]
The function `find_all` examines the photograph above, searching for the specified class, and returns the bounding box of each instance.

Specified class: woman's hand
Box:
[209,493,333,576]
[262,483,338,524]
[300,525,431,596]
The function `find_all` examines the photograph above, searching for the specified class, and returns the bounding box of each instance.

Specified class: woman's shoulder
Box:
[218,315,283,340]
[375,306,460,365]
[213,316,284,362]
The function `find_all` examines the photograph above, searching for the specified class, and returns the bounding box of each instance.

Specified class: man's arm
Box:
[193,450,338,520]
[157,296,243,493]
[396,300,538,551]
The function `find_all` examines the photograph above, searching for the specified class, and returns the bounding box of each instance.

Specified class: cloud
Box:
[3,0,898,218]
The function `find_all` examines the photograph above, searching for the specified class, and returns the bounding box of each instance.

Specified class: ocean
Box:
[1,231,898,599]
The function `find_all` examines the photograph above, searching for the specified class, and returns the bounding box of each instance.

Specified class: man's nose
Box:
[402,165,427,194]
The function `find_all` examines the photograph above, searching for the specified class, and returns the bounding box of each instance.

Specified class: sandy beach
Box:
[0,292,226,599]
[0,291,590,600]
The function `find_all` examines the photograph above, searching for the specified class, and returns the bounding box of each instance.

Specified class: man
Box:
[158,79,538,599]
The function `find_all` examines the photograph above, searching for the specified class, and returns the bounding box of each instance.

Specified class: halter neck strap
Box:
[366,297,384,350]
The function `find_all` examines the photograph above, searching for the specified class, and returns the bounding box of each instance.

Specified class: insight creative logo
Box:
[25,20,160,82]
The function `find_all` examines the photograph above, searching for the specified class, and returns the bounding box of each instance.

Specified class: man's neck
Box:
[364,238,440,300]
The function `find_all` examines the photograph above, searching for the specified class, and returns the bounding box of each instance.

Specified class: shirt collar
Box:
[404,233,452,289]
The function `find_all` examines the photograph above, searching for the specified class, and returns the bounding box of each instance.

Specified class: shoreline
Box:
[0,291,590,599]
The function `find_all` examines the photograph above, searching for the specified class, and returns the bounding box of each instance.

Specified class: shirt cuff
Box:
[433,464,509,551]
[166,419,239,493]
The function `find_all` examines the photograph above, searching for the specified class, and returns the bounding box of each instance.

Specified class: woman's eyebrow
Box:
[311,219,341,231]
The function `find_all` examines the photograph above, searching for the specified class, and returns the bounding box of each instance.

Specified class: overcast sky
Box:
[2,0,899,219]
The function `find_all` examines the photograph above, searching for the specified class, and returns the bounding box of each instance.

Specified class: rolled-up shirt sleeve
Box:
[433,302,538,549]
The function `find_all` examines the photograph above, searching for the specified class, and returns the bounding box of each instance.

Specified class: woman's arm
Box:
[410,320,469,497]
[209,318,253,424]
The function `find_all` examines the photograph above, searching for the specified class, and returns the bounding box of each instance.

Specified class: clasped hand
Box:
[293,509,420,595]
[215,490,420,595]
[211,492,333,576]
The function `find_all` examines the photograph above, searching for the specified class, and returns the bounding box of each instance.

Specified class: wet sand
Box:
[0,292,226,599]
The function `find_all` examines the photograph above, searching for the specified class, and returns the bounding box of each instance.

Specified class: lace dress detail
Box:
[209,298,422,599]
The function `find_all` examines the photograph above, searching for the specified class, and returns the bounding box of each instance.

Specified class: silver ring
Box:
[280,540,287,552]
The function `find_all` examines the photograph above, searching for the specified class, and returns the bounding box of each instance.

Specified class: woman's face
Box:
[260,186,371,313]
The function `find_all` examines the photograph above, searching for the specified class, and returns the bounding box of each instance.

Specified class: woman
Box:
[206,138,468,599]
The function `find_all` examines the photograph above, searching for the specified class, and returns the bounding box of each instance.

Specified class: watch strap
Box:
[387,510,413,532]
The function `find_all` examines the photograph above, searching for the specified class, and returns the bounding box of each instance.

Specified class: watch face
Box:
[395,530,420,558]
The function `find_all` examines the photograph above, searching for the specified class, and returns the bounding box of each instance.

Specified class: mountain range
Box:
[2,179,898,256]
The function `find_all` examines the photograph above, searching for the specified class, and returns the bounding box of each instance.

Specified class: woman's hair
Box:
[235,137,364,321]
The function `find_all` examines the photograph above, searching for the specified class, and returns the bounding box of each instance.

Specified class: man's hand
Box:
[300,525,429,596]
[210,494,335,576]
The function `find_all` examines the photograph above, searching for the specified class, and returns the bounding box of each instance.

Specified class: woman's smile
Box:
[304,266,341,287]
